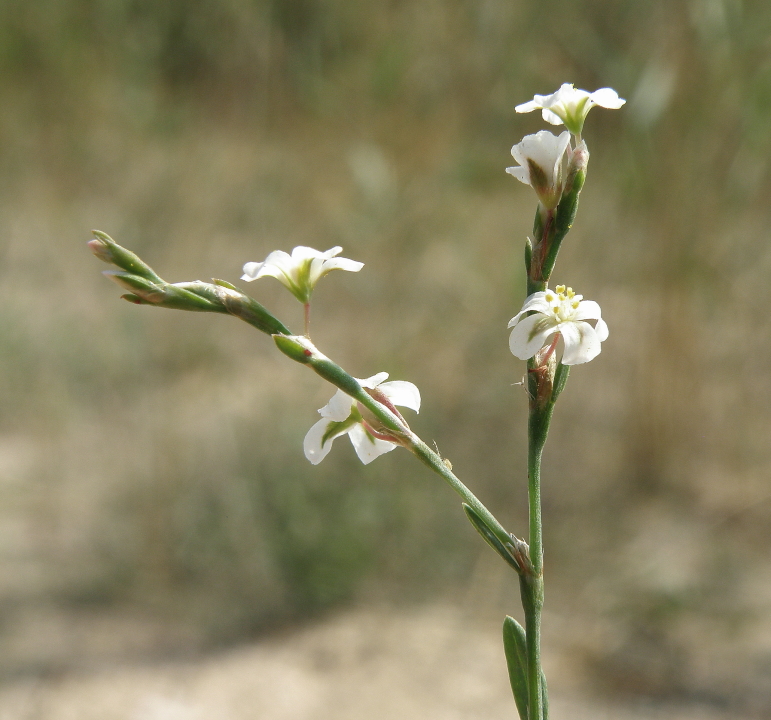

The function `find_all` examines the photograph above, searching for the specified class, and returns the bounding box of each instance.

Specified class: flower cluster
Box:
[508,83,624,212]
[248,80,622,469]
[506,82,622,367]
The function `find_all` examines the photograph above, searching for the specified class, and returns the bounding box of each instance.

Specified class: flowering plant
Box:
[89,79,623,720]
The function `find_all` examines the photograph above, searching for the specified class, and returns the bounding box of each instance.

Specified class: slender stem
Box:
[528,408,550,574]
[304,302,311,337]
[523,398,554,720]
[526,413,544,720]
[408,435,513,550]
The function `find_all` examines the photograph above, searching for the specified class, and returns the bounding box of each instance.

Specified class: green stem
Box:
[520,365,557,720]
[409,436,513,551]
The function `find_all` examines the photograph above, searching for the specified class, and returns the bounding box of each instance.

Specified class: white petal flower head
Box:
[507,130,571,209]
[508,285,609,365]
[516,83,626,136]
[241,246,363,303]
[304,372,421,466]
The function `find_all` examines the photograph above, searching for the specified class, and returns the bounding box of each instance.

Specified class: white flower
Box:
[304,373,421,465]
[241,246,363,303]
[508,285,608,365]
[516,83,625,136]
[506,130,571,209]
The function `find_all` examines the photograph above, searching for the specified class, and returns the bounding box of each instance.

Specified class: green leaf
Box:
[462,504,521,573]
[524,237,533,274]
[551,362,569,403]
[503,615,529,720]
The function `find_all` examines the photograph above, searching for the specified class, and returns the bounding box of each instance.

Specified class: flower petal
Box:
[594,317,609,342]
[241,250,296,284]
[379,381,421,413]
[240,261,263,281]
[304,418,347,465]
[505,166,530,185]
[573,299,602,321]
[319,388,355,421]
[541,109,564,125]
[515,99,540,113]
[508,313,559,360]
[348,424,397,464]
[290,246,326,262]
[589,88,626,109]
[359,372,389,389]
[559,321,602,365]
[321,257,365,274]
[507,292,554,328]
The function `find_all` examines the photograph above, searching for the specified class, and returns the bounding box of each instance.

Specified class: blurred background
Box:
[1,0,770,717]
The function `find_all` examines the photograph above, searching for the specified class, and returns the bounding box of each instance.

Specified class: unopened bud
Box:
[564,141,589,196]
[88,231,162,283]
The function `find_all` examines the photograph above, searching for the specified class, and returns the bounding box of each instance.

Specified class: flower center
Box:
[543,284,581,323]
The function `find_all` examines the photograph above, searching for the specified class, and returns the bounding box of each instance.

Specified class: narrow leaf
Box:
[551,362,569,403]
[462,504,521,573]
[503,615,529,720]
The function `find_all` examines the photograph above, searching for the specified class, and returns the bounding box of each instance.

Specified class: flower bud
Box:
[88,231,162,283]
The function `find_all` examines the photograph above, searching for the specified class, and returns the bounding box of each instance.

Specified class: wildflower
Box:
[304,373,421,465]
[508,285,608,365]
[507,130,571,209]
[516,83,625,136]
[241,246,363,303]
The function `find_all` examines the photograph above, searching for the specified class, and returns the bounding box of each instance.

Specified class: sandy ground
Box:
[0,605,736,720]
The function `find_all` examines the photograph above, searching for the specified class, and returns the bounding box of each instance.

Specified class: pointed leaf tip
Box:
[503,616,529,720]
